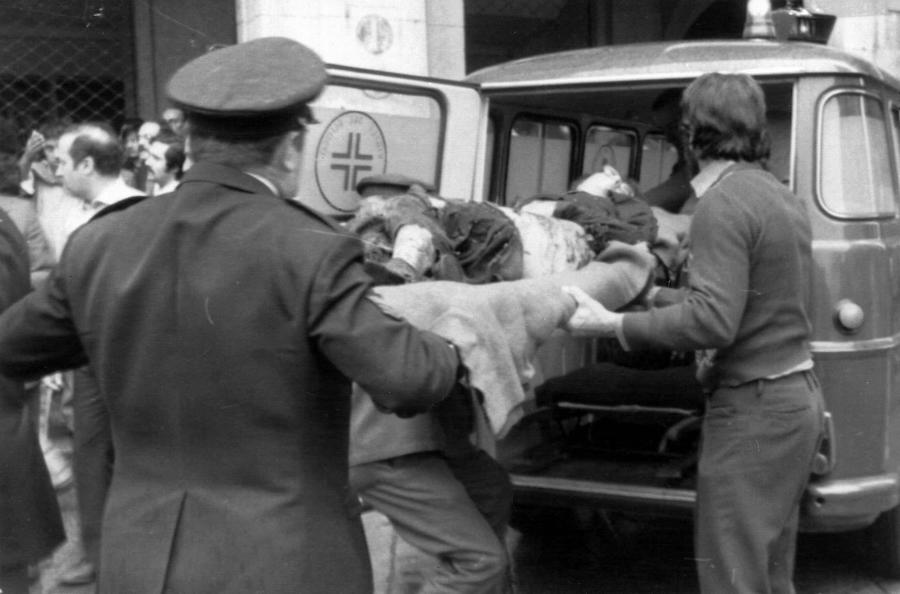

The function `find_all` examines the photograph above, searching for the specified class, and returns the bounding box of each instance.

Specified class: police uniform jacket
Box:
[0,207,65,567]
[0,162,458,593]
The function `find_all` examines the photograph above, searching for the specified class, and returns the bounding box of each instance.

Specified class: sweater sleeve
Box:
[622,188,752,351]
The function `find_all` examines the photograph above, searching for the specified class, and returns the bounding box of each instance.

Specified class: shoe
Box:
[58,559,96,586]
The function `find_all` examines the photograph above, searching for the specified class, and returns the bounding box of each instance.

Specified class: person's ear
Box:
[277,130,302,172]
[77,156,95,175]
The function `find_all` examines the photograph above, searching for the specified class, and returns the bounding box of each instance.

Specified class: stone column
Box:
[235,0,465,79]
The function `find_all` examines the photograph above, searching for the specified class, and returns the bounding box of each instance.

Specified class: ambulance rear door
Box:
[297,65,489,216]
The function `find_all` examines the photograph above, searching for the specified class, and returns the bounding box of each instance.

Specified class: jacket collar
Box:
[179,161,279,197]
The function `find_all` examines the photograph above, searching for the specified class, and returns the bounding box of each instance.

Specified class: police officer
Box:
[0,37,464,594]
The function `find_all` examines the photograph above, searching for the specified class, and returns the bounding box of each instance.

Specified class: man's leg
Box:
[445,448,513,541]
[351,452,508,594]
[37,374,73,490]
[767,372,825,594]
[438,387,513,541]
[694,373,823,594]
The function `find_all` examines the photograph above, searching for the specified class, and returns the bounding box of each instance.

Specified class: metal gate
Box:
[0,0,136,154]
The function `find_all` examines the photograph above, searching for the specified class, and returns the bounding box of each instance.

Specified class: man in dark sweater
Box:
[563,72,825,593]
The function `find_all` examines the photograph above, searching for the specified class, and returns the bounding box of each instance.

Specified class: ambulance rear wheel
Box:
[866,504,900,578]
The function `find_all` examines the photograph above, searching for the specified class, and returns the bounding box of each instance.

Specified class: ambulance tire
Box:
[866,504,900,578]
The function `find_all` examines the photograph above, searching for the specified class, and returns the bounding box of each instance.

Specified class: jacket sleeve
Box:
[22,201,56,291]
[307,235,458,416]
[0,265,87,381]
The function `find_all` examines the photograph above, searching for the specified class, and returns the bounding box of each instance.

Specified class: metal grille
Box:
[0,0,135,152]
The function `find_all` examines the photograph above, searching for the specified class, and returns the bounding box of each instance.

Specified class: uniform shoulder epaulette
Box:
[278,197,345,232]
[89,195,147,222]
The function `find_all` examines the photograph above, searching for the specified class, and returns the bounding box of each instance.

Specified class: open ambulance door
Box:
[296,65,489,216]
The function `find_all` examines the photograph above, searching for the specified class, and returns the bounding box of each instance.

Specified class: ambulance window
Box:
[639,132,679,193]
[820,93,895,218]
[583,126,635,181]
[506,118,573,203]
[305,85,442,213]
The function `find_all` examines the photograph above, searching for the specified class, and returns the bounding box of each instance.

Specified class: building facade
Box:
[0,0,897,153]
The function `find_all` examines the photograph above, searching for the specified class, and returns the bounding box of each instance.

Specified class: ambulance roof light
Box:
[743,0,776,40]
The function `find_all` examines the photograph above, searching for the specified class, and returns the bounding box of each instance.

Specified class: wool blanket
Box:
[371,241,655,437]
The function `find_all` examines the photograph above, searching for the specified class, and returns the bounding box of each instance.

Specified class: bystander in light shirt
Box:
[21,162,83,261]
[59,177,144,248]
[85,176,145,212]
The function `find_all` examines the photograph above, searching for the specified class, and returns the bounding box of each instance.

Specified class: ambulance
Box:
[301,5,900,576]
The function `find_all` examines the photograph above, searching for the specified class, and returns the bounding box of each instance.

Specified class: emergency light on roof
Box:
[744,0,836,44]
[743,0,775,39]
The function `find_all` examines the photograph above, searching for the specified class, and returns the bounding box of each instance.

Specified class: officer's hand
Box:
[562,285,621,338]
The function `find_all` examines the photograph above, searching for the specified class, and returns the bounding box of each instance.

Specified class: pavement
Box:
[34,494,900,594]
[31,449,900,594]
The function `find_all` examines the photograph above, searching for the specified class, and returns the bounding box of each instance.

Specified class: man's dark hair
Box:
[682,72,770,162]
[155,130,186,179]
[65,122,123,177]
[119,117,144,142]
[185,114,286,170]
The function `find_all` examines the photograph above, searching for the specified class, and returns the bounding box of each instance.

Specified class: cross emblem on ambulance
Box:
[330,132,374,191]
[315,111,387,212]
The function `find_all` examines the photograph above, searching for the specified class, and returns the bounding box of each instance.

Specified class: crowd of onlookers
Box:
[2,107,187,588]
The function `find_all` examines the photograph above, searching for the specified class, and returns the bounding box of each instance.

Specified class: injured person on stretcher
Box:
[345,170,698,436]
[344,169,699,592]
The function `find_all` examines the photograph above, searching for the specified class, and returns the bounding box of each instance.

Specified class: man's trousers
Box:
[695,370,825,594]
[351,451,510,593]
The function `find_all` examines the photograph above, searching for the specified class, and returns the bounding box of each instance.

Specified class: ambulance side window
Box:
[505,118,573,203]
[583,126,635,181]
[819,92,895,218]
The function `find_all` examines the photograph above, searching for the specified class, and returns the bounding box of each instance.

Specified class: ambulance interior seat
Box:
[532,346,705,479]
